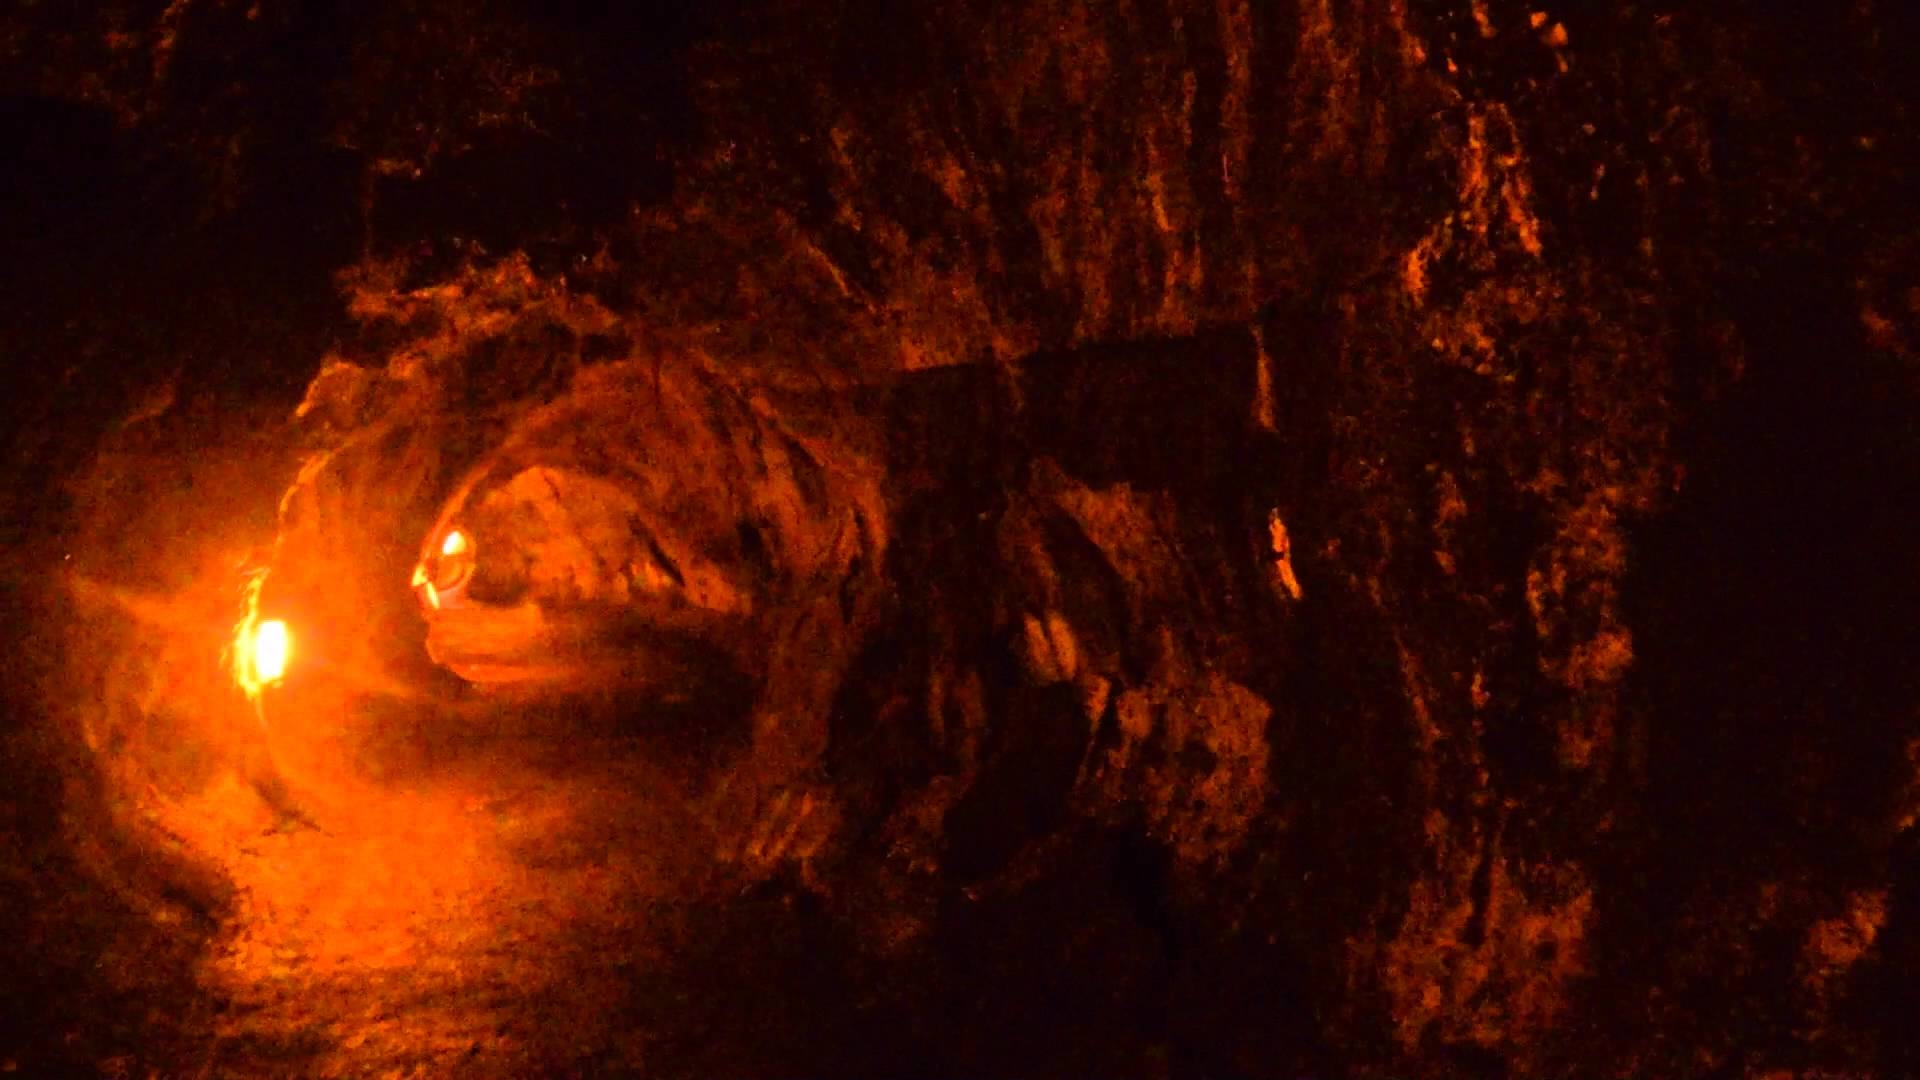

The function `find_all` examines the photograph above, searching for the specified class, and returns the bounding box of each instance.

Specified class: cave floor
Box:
[102,705,1185,1079]
[149,731,709,1078]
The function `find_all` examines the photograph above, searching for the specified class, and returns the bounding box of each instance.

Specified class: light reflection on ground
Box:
[149,728,707,1075]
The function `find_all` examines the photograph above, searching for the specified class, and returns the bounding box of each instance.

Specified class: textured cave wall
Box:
[618,4,1915,1071]
[4,0,1919,1075]
[646,5,1918,1073]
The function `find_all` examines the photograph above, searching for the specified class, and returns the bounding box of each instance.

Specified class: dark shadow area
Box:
[5,2,1920,1076]
[1606,259,1920,1069]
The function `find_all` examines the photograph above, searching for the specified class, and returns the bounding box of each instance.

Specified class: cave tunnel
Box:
[3,2,1919,1077]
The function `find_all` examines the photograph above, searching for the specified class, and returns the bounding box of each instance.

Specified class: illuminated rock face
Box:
[407,360,868,690]
[5,0,1920,1076]
[132,2,1920,1071]
[390,332,1293,896]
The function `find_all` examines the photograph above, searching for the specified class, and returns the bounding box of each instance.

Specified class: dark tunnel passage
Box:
[4,2,1920,1077]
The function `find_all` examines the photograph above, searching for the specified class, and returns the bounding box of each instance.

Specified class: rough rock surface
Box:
[3,1,1918,1077]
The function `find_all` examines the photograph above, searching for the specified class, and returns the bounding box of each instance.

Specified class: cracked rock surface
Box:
[3,2,1919,1076]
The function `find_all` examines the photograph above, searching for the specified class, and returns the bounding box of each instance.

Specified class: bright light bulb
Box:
[441,530,468,557]
[252,619,291,684]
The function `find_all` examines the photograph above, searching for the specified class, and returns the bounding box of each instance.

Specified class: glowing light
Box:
[253,620,291,684]
[230,569,293,700]
[420,526,473,604]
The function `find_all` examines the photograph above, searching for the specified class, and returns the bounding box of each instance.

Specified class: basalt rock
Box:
[5,1,1919,1076]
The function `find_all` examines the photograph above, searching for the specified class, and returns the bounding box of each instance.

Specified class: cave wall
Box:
[627,4,1918,1070]
[4,0,1919,1075]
